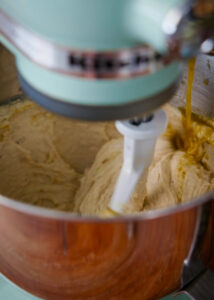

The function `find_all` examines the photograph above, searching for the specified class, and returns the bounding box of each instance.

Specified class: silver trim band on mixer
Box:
[0,9,167,79]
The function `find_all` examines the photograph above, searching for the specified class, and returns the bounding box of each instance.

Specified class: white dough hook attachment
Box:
[109,110,168,214]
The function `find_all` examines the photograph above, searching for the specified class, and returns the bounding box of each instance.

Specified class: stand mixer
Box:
[0,0,213,121]
[0,1,214,299]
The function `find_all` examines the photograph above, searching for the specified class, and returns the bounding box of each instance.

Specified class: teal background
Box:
[0,274,189,300]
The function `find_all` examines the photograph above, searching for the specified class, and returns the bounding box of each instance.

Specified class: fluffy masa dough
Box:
[0,99,213,216]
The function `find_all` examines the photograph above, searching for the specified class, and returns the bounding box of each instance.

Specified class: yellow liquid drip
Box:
[184,57,196,149]
[186,58,196,131]
[177,57,196,202]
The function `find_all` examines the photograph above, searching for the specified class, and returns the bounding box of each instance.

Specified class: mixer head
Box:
[0,0,213,121]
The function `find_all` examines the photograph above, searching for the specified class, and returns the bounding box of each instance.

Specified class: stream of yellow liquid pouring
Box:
[175,57,196,203]
[184,57,196,149]
[183,57,214,158]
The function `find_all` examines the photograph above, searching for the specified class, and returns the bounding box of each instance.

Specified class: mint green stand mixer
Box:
[0,0,213,120]
[0,1,214,299]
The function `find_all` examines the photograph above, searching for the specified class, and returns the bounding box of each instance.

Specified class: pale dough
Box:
[0,99,213,216]
[0,100,119,211]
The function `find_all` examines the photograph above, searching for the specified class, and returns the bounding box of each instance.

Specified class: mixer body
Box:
[0,0,193,120]
[1,0,213,120]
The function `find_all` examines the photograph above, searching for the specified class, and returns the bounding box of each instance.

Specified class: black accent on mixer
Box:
[67,51,164,78]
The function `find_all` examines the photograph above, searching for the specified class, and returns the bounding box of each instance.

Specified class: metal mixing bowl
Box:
[0,48,213,300]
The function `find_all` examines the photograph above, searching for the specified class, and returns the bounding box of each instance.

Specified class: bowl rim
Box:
[0,190,213,223]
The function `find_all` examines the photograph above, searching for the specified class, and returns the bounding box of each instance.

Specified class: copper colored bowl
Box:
[0,51,214,300]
